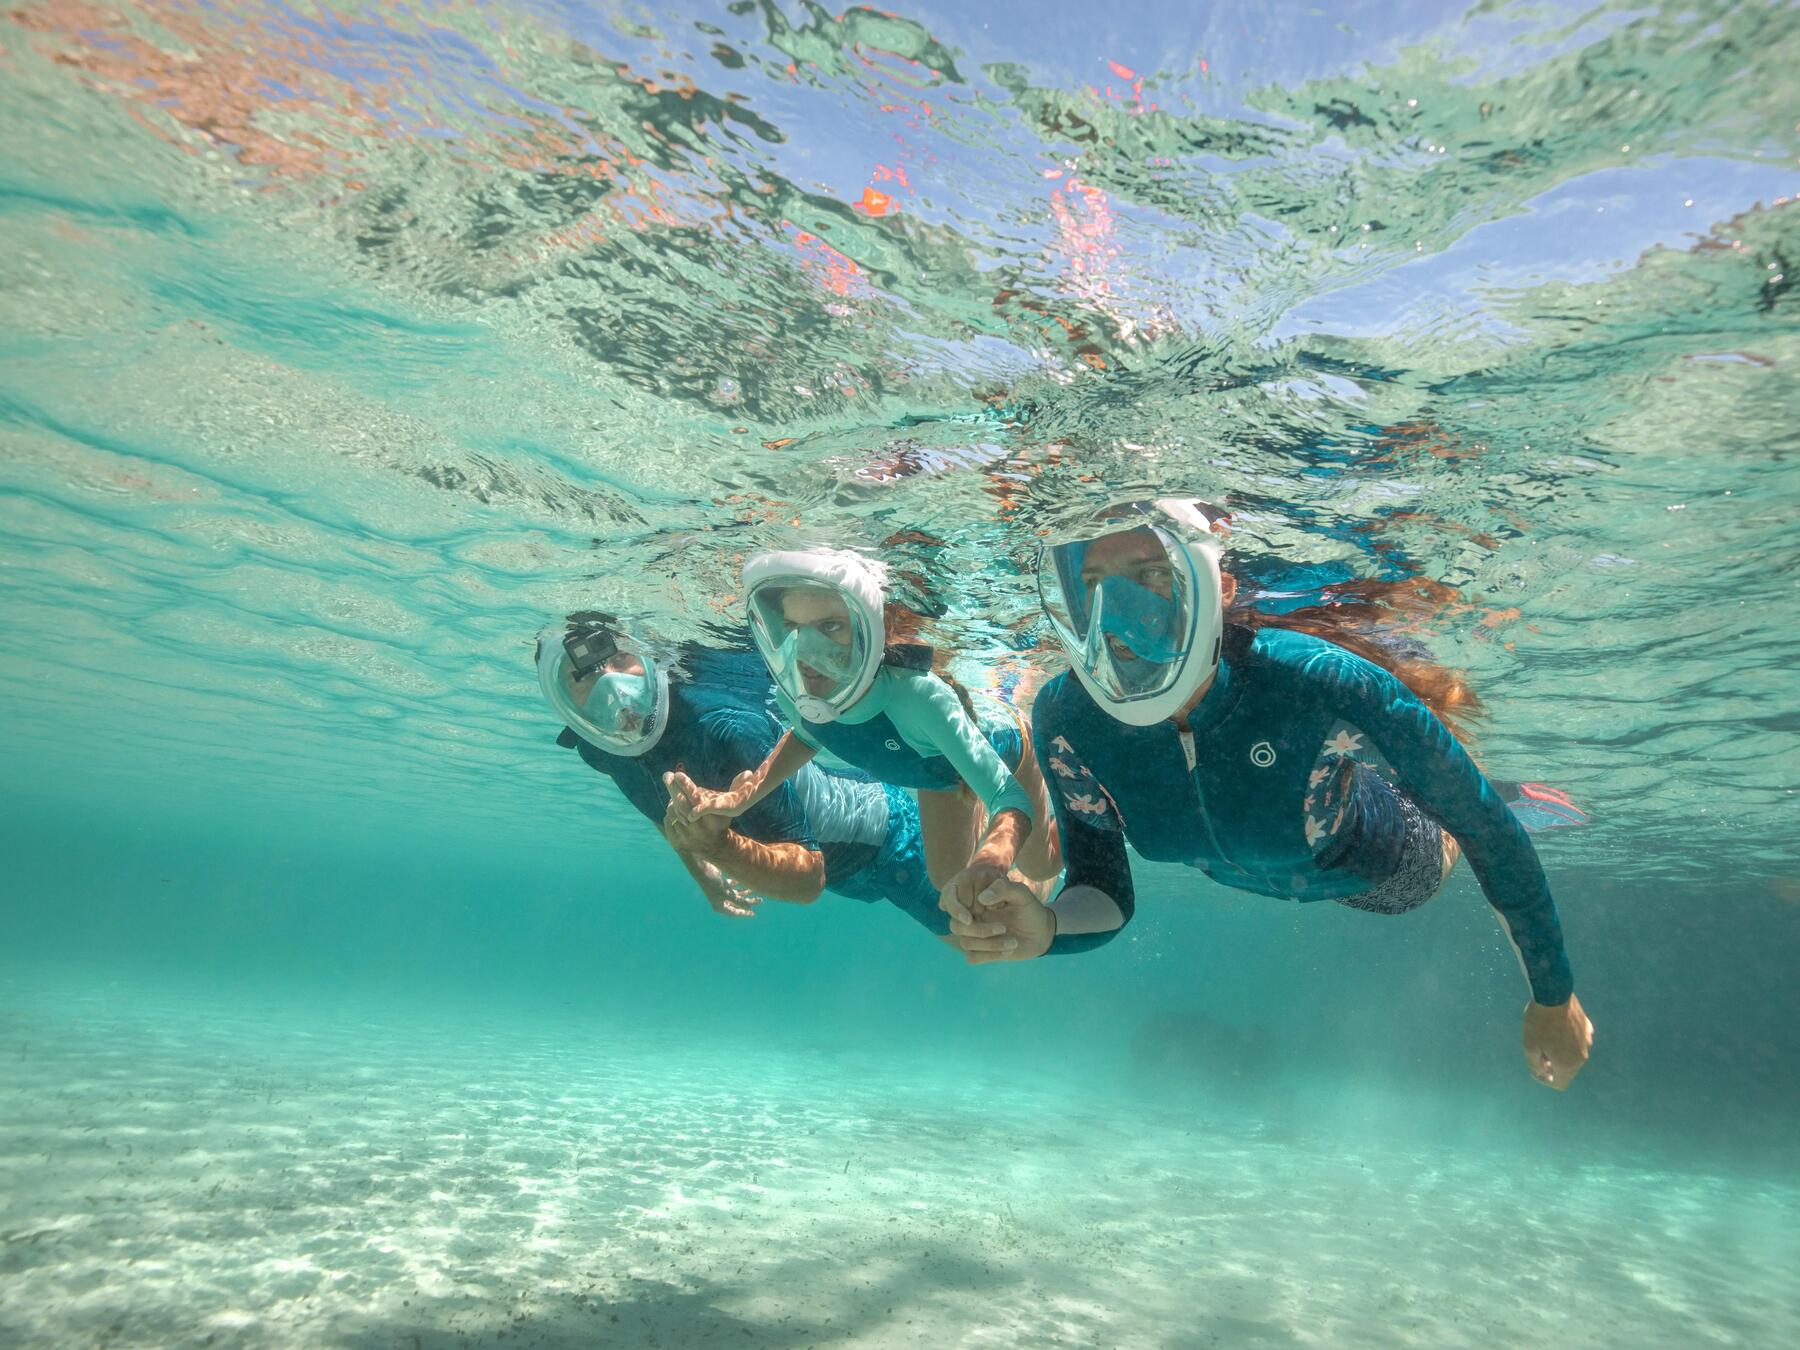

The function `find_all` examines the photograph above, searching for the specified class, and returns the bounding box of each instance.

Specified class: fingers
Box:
[939,887,974,926]
[1524,1047,1580,1091]
[662,772,699,823]
[1550,1043,1588,1090]
[955,935,1020,955]
[963,949,1013,966]
[1525,1050,1564,1090]
[947,918,1007,940]
[976,880,1028,909]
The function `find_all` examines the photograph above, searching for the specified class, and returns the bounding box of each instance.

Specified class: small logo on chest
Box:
[1249,741,1277,768]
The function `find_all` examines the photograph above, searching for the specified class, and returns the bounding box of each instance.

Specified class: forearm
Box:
[708,832,825,903]
[973,806,1030,868]
[1416,791,1573,1003]
[670,839,728,892]
[737,731,817,811]
[1044,819,1136,955]
[1340,658,1576,1005]
[1464,847,1574,1005]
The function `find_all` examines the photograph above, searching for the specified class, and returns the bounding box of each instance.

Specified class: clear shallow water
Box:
[4,973,1797,1348]
[1,0,1798,1345]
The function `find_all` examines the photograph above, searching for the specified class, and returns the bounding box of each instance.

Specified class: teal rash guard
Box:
[1032,624,1575,1006]
[775,667,1034,823]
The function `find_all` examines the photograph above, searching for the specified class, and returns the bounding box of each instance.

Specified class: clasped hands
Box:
[938,873,1053,964]
[664,768,755,827]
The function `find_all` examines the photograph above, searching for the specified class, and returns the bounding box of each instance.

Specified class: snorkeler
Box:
[941,501,1594,1091]
[536,615,949,935]
[664,548,1061,911]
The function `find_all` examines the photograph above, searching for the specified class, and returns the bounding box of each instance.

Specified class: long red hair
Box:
[889,561,1480,742]
[1226,576,1484,743]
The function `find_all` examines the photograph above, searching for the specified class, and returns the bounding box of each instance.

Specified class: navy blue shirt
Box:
[564,676,816,853]
[1033,624,1575,1005]
[556,652,941,934]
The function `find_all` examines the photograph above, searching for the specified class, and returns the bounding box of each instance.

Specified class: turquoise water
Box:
[2,0,1798,1344]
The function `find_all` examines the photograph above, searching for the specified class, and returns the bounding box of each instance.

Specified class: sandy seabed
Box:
[1,978,1794,1349]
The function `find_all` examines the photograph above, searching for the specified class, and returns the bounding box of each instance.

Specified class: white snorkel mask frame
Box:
[1037,498,1227,726]
[535,621,672,757]
[742,548,887,724]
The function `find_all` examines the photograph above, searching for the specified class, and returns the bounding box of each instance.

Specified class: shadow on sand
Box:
[332,1239,1027,1349]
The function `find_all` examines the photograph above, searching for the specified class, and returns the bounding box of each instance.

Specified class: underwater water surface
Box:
[1,0,1798,1345]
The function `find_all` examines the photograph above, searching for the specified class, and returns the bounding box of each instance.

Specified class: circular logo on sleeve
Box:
[1249,741,1277,768]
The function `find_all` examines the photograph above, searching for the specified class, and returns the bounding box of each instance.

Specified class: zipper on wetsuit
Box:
[1180,728,1235,868]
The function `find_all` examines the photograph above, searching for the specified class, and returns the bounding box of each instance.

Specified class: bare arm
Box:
[971,806,1030,872]
[666,730,818,823]
[663,803,826,904]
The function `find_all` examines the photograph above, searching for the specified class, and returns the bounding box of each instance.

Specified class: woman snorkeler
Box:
[943,499,1594,1090]
[665,547,1061,912]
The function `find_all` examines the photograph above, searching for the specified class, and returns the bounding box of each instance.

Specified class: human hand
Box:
[941,876,1053,965]
[939,860,1011,927]
[663,799,731,859]
[693,861,759,919]
[664,769,752,825]
[1522,992,1592,1090]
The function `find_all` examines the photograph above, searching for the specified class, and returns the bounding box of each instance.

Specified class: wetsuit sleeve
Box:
[568,734,666,826]
[1294,644,1575,1004]
[1031,708,1135,956]
[893,674,1034,821]
[701,708,818,851]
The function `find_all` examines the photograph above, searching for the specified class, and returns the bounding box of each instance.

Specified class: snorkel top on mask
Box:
[535,614,671,757]
[1037,498,1227,726]
[742,548,887,724]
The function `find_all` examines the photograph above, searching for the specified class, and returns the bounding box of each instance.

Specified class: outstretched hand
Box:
[694,861,760,919]
[664,769,755,825]
[940,876,1053,965]
[1522,993,1593,1090]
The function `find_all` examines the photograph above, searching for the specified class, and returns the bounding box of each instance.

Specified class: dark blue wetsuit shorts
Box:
[1333,784,1447,916]
[825,785,948,935]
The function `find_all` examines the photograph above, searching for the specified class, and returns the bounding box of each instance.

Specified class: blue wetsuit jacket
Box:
[557,654,944,933]
[1032,624,1575,1005]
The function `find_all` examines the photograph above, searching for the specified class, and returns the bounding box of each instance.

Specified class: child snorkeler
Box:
[665,548,1061,910]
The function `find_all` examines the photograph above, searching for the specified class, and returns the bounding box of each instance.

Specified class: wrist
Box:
[692,830,733,864]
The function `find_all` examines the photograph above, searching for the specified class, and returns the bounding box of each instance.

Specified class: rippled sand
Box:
[2,980,1793,1348]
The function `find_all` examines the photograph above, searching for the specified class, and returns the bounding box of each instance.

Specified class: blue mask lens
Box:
[1090,574,1183,663]
[773,626,859,700]
[585,669,654,732]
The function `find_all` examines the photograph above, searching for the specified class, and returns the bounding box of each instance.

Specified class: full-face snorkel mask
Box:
[742,549,887,724]
[1037,499,1226,725]
[535,619,671,756]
